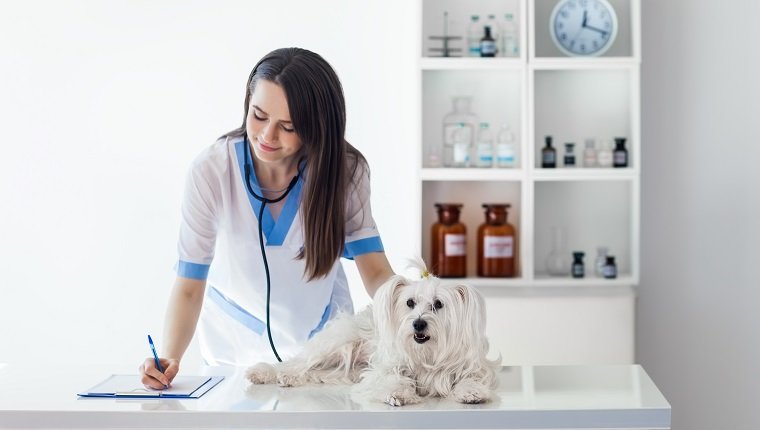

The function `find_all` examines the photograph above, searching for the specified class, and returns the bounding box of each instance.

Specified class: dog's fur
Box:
[246,261,501,406]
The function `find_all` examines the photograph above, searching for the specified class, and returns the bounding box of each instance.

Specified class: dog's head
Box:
[373,262,489,368]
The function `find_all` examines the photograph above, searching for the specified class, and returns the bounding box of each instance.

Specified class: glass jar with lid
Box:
[477,203,516,277]
[431,203,467,277]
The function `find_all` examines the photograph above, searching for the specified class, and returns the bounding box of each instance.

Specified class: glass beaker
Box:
[545,226,571,276]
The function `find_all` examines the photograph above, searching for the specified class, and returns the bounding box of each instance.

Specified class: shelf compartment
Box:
[422,180,523,279]
[533,68,633,169]
[531,0,636,59]
[423,69,523,169]
[533,180,633,279]
[422,0,524,60]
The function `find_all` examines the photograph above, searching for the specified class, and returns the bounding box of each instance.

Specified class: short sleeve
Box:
[176,160,220,280]
[342,160,384,259]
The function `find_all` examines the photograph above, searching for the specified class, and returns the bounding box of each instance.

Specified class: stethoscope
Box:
[242,136,302,362]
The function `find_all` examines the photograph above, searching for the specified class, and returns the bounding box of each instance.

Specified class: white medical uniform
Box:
[176,136,384,365]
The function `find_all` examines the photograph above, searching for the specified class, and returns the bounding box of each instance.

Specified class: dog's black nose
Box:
[412,318,427,332]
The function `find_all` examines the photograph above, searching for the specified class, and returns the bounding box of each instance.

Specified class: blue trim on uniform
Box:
[308,302,332,339]
[234,139,304,246]
[342,236,384,260]
[207,286,266,335]
[177,260,210,280]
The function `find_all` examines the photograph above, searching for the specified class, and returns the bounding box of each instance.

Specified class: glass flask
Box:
[477,204,516,277]
[545,225,571,276]
[442,97,478,167]
[431,203,467,277]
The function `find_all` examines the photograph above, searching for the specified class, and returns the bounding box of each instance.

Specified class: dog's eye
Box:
[406,298,415,308]
[434,299,443,310]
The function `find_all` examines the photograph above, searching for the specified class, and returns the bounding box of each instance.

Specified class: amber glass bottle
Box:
[431,203,467,277]
[477,203,516,277]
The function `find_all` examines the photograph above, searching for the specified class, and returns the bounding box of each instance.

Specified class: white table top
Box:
[0,363,670,429]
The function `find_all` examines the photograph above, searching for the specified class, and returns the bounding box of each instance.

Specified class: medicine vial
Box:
[571,251,585,278]
[542,135,557,168]
[475,122,494,167]
[431,203,467,277]
[480,26,497,57]
[564,142,576,167]
[583,138,597,167]
[495,124,516,167]
[613,137,629,167]
[477,204,516,277]
[594,246,609,277]
[603,255,618,279]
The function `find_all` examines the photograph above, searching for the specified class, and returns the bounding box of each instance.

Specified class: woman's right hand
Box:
[140,357,180,389]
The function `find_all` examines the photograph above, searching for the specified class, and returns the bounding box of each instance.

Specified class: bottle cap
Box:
[545,135,553,144]
[573,251,585,258]
[605,255,616,263]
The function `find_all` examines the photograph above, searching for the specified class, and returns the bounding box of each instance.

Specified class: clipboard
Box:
[78,374,224,398]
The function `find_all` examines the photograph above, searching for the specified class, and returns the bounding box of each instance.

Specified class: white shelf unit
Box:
[417,0,641,289]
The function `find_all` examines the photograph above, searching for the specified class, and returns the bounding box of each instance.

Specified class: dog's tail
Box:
[404,256,434,279]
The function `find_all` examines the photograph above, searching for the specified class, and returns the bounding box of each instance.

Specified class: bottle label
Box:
[496,143,515,166]
[480,41,497,56]
[453,143,469,164]
[477,143,493,165]
[614,152,627,165]
[603,264,617,278]
[484,235,513,258]
[543,152,555,163]
[444,234,466,257]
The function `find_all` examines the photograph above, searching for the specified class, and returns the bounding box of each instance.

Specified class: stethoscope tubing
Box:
[243,137,300,363]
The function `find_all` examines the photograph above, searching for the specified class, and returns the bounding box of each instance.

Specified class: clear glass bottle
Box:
[545,226,570,276]
[597,139,613,167]
[603,255,618,279]
[501,13,519,57]
[495,124,517,167]
[475,122,494,167]
[431,203,467,278]
[594,246,608,277]
[571,251,585,278]
[442,97,478,167]
[613,137,629,167]
[466,15,481,57]
[541,135,556,168]
[477,204,516,277]
[564,142,576,167]
[583,138,597,167]
[479,25,497,57]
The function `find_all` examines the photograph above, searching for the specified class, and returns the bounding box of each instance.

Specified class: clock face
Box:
[550,0,618,56]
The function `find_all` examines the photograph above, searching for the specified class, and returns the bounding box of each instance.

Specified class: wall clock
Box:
[550,0,618,56]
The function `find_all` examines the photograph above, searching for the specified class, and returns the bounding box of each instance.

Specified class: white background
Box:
[1,1,759,429]
[0,0,417,371]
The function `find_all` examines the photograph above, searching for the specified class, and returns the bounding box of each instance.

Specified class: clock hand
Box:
[582,9,588,28]
[584,24,609,36]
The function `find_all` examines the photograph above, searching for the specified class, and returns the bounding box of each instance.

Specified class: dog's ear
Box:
[452,283,487,330]
[372,275,408,335]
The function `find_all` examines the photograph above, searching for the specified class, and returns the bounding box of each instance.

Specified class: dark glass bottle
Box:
[542,135,556,168]
[613,137,628,167]
[431,203,467,277]
[479,26,497,57]
[564,142,576,167]
[603,255,618,279]
[477,204,516,277]
[571,251,585,278]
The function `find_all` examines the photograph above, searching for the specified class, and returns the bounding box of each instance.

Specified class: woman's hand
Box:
[139,357,180,390]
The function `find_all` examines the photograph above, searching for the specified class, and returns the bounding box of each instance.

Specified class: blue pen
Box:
[147,335,169,389]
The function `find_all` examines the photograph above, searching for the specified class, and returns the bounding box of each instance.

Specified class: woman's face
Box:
[246,80,303,167]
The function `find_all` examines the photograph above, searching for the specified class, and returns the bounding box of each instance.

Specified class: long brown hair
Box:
[223,47,365,281]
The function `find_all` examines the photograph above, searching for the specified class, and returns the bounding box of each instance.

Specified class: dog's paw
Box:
[384,388,422,407]
[276,372,306,387]
[450,387,489,404]
[245,362,277,384]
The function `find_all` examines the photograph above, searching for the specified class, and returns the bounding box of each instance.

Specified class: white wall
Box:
[639,1,760,429]
[0,0,417,371]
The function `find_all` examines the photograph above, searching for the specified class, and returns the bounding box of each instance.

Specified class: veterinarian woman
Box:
[140,47,395,389]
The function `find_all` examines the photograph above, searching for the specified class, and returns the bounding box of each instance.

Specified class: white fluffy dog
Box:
[246,262,501,406]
